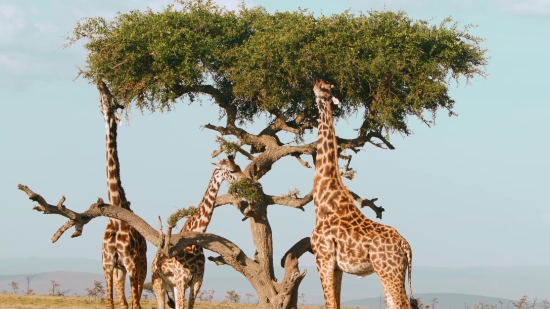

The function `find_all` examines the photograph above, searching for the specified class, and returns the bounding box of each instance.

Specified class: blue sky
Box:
[0,0,548,270]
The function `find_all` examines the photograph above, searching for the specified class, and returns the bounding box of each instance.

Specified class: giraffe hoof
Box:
[167,297,175,309]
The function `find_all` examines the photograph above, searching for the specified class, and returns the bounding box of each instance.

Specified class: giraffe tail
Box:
[404,241,419,309]
[166,291,175,309]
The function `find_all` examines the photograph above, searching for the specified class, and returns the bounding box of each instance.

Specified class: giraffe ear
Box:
[332,97,340,105]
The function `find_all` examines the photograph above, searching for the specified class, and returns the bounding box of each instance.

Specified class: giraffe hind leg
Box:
[410,297,420,309]
[114,268,129,309]
[372,254,412,309]
[166,291,175,308]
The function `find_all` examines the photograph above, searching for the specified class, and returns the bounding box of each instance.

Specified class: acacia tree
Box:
[25,275,36,295]
[20,1,486,308]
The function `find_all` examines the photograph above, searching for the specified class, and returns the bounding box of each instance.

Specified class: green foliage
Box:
[167,206,197,227]
[68,0,487,135]
[228,179,263,202]
[216,136,240,155]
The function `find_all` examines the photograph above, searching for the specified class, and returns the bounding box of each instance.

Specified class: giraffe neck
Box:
[105,112,129,210]
[180,170,223,233]
[314,95,343,182]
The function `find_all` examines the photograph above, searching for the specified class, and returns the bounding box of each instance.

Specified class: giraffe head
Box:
[313,78,340,108]
[97,80,124,125]
[211,155,244,184]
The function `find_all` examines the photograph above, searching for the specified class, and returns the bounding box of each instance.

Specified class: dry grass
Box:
[0,294,363,309]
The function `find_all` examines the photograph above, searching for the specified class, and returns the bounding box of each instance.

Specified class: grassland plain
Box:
[0,294,366,309]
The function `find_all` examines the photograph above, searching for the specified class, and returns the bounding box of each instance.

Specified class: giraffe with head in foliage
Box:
[98,80,148,309]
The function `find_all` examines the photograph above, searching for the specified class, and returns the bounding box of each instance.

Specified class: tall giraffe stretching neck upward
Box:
[310,79,418,309]
[98,80,148,309]
[152,156,244,309]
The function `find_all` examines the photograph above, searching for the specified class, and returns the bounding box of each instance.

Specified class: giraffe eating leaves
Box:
[151,155,244,309]
[97,80,148,309]
[310,79,419,309]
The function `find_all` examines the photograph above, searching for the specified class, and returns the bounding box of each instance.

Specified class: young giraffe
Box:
[310,79,419,309]
[151,155,244,309]
[98,80,148,309]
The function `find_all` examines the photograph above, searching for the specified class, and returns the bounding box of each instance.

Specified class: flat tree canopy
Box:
[69,0,486,138]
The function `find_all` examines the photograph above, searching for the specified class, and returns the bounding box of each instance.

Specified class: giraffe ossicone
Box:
[152,155,244,309]
[311,78,419,309]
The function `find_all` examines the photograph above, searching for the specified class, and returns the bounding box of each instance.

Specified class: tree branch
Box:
[266,190,313,211]
[270,236,312,309]
[280,237,313,268]
[211,143,254,161]
[18,184,259,274]
[292,154,311,168]
[18,184,94,242]
[173,84,228,107]
[348,190,385,219]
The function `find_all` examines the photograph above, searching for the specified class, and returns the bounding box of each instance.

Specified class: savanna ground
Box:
[0,294,366,309]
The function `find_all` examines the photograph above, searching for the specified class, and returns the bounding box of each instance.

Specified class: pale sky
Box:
[1,0,548,269]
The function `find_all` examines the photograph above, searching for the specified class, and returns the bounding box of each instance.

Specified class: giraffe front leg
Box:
[174,279,187,309]
[103,263,115,309]
[315,256,339,309]
[114,268,129,309]
[152,273,166,309]
[127,263,147,309]
[187,278,202,309]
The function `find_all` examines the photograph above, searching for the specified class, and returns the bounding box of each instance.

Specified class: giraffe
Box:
[98,80,148,309]
[151,155,244,309]
[310,79,419,309]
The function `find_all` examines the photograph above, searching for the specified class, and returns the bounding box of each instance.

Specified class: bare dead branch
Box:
[266,190,313,211]
[203,123,277,154]
[18,184,95,242]
[280,237,313,268]
[164,226,173,252]
[214,193,242,208]
[157,216,165,248]
[236,147,255,161]
[292,154,311,168]
[18,184,262,274]
[54,220,78,241]
[211,147,225,158]
[207,255,228,266]
[348,190,385,219]
[18,184,163,246]
[339,154,352,172]
[211,144,255,161]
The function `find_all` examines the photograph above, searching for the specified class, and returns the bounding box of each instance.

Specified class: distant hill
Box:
[0,258,548,304]
[342,293,544,309]
[0,258,102,276]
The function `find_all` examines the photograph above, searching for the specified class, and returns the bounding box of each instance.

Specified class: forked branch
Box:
[280,237,313,268]
[17,184,261,270]
[349,190,385,219]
